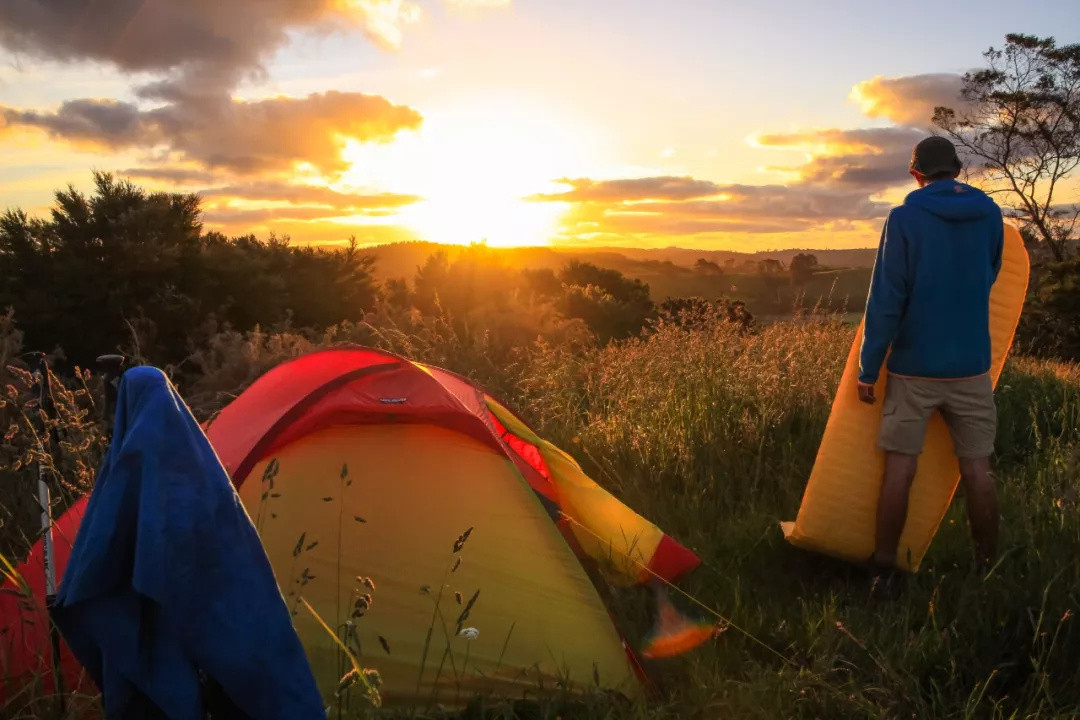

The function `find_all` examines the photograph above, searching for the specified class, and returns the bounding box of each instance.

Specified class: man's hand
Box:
[857,382,876,404]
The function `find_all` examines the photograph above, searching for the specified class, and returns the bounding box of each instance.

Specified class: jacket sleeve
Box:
[858,210,909,385]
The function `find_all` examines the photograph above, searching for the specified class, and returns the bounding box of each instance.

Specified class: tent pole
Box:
[25,352,65,717]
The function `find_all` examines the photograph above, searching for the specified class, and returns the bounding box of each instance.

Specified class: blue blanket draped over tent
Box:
[51,366,325,720]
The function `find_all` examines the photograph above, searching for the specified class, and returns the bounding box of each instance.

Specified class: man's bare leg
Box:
[873,452,919,568]
[959,455,998,568]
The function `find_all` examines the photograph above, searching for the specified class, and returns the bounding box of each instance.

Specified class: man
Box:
[858,135,1004,584]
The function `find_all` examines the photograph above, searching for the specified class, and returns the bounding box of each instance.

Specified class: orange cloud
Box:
[529,176,892,245]
[3,91,422,175]
[121,167,218,185]
[528,176,723,203]
[202,207,360,224]
[849,74,966,127]
[198,182,421,211]
[755,127,924,190]
[202,216,422,246]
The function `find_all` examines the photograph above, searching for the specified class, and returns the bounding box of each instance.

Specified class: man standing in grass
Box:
[857,136,1004,585]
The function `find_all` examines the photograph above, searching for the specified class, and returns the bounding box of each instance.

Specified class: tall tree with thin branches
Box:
[933,34,1080,262]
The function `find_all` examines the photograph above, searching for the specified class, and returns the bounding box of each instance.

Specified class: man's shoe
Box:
[869,566,903,601]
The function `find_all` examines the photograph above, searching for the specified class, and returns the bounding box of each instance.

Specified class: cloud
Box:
[3,91,422,175]
[850,74,966,127]
[352,0,423,51]
[529,176,892,243]
[755,127,925,191]
[446,0,512,7]
[528,176,724,203]
[121,167,218,185]
[193,179,420,231]
[0,1,422,90]
[201,215,422,246]
[0,1,425,177]
[631,186,889,220]
[2,99,147,148]
[524,117,930,245]
[201,206,360,224]
[199,181,420,211]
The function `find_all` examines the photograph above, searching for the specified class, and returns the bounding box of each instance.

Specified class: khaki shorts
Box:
[878,373,996,458]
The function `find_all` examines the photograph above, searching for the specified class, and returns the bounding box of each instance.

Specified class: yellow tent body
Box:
[782,222,1030,571]
[204,349,700,707]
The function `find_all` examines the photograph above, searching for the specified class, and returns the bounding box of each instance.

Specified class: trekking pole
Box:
[23,352,65,716]
[95,355,127,435]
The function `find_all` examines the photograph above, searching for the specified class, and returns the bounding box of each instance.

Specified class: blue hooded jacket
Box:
[858,179,1004,384]
[51,367,325,720]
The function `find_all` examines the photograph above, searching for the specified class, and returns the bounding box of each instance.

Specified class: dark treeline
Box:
[0,173,378,368]
[0,173,752,374]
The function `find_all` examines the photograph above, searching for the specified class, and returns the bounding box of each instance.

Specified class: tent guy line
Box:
[557,513,880,713]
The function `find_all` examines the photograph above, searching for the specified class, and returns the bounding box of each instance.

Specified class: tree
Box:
[1015,254,1080,360]
[694,258,723,275]
[558,261,654,342]
[757,258,784,275]
[0,172,204,364]
[933,34,1080,262]
[789,253,819,285]
[0,173,380,367]
[383,278,413,309]
[520,267,562,299]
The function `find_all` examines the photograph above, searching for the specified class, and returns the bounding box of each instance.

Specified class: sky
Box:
[0,0,1077,251]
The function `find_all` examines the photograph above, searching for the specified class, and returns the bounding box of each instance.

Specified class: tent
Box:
[2,347,699,708]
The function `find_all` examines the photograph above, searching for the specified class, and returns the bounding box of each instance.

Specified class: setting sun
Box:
[339,100,589,247]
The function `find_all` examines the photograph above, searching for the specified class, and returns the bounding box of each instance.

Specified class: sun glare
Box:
[339,101,590,247]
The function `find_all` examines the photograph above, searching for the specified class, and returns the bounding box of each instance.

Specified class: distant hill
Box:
[360,241,876,282]
[355,240,873,317]
[569,245,878,269]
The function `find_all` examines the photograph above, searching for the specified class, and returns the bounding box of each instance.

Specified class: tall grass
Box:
[505,313,1080,719]
[3,307,1079,718]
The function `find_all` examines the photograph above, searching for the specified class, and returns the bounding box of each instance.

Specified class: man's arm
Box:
[858,210,909,392]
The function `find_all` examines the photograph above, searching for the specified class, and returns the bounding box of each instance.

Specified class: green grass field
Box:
[3,314,1078,719]
[501,318,1080,719]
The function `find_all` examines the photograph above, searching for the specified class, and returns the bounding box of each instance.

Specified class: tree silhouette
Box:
[694,258,723,275]
[933,34,1080,261]
[0,173,378,367]
[789,253,819,285]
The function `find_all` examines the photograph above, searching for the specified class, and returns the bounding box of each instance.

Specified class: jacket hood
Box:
[903,179,999,222]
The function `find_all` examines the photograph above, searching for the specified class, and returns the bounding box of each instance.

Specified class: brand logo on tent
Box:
[379,397,407,404]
